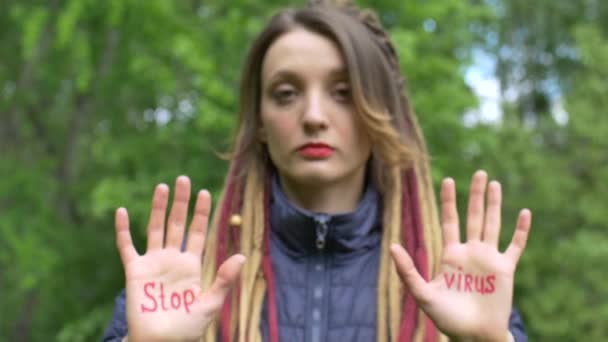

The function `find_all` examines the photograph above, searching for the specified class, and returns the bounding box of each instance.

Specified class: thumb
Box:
[390,244,432,308]
[200,254,246,309]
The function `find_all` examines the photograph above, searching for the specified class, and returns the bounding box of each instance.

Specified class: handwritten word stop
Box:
[141,281,196,314]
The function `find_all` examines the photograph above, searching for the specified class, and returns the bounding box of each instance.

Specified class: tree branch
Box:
[4,0,59,153]
[55,28,120,224]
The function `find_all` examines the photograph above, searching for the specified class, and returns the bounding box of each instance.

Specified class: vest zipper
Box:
[311,214,330,342]
[314,215,329,250]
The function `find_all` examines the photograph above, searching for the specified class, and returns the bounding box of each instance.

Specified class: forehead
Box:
[262,28,346,81]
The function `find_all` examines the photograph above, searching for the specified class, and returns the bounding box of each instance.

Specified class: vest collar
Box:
[270,174,381,255]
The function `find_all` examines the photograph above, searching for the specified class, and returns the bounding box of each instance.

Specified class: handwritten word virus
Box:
[443,268,496,294]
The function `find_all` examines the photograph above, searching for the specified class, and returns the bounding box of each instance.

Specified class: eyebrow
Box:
[266,67,349,85]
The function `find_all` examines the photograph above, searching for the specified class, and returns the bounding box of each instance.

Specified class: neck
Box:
[277,169,367,214]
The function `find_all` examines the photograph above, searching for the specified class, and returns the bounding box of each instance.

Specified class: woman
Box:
[103,1,531,341]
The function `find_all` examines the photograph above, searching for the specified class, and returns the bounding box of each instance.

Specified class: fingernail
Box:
[235,254,247,264]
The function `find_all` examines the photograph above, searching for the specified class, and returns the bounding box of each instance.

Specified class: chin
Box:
[285,164,348,186]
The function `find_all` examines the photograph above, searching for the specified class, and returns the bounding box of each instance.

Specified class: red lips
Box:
[298,142,334,159]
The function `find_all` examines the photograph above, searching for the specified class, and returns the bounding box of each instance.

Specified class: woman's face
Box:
[259,28,372,189]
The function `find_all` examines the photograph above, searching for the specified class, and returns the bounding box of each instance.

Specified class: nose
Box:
[301,90,328,133]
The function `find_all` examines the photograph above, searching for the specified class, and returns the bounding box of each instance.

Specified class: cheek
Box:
[262,115,294,144]
[339,117,371,156]
[263,98,302,132]
[260,107,300,161]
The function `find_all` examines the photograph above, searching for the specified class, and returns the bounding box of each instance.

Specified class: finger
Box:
[505,209,532,263]
[115,208,138,265]
[440,178,460,246]
[146,184,169,251]
[482,181,502,247]
[186,190,211,255]
[166,176,191,249]
[466,170,488,241]
[390,244,432,308]
[200,254,246,310]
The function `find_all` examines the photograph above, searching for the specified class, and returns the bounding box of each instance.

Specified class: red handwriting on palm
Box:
[391,171,532,342]
[114,176,245,342]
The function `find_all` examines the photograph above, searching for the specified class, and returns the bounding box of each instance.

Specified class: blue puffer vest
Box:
[260,176,382,342]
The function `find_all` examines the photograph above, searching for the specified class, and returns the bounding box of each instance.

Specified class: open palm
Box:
[115,176,245,342]
[391,171,532,342]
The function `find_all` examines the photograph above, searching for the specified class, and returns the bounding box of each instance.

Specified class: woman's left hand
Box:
[390,170,531,342]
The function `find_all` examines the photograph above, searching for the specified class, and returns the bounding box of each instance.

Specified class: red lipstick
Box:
[298,143,334,159]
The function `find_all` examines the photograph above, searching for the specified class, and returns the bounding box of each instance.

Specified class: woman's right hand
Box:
[114,176,245,342]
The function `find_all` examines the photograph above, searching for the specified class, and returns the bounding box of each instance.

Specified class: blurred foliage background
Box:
[1,0,607,340]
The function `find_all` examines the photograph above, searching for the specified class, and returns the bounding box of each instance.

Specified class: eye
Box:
[332,82,351,103]
[272,84,298,105]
